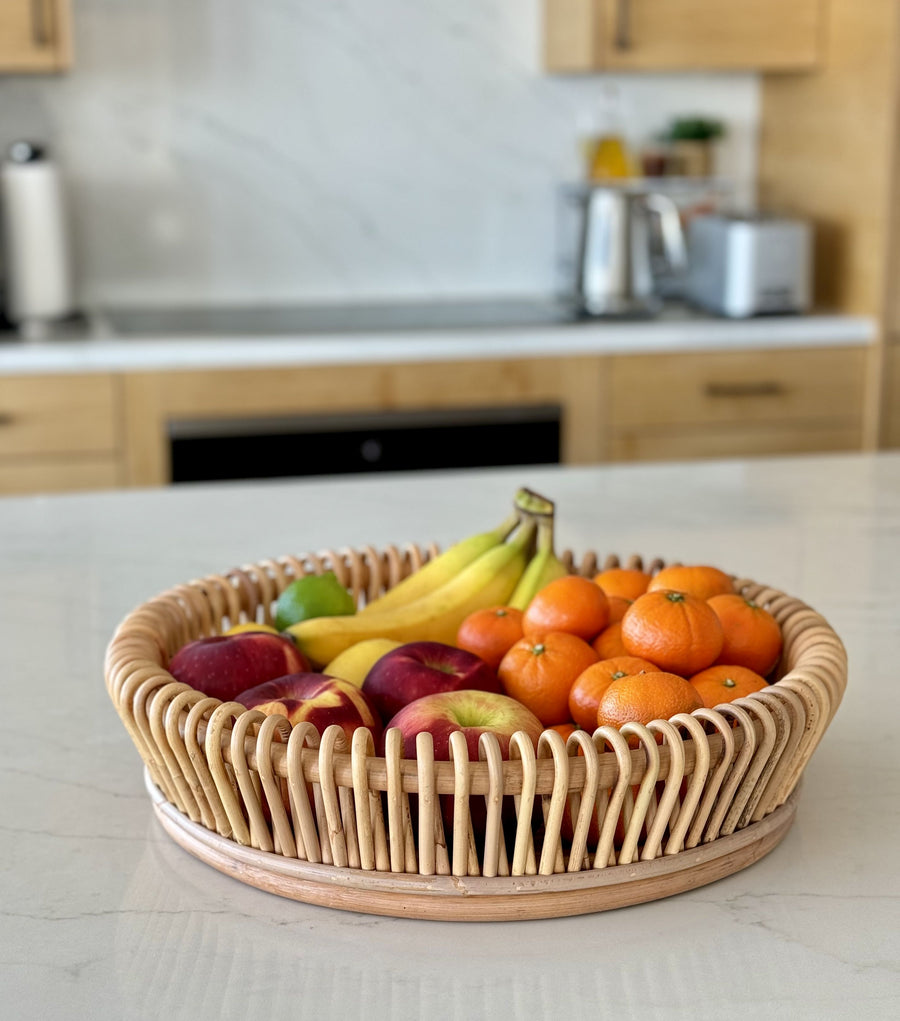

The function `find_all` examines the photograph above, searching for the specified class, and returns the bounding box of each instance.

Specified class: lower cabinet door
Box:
[0,455,121,495]
[610,423,863,463]
[608,345,867,461]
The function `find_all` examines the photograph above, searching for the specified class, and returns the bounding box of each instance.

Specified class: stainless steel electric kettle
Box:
[571,184,687,317]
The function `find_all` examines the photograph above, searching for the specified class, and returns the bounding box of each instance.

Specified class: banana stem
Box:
[534,514,556,554]
[509,514,538,554]
[494,509,524,542]
[506,511,564,611]
[514,487,555,519]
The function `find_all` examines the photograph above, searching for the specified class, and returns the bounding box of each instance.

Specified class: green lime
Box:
[274,572,356,630]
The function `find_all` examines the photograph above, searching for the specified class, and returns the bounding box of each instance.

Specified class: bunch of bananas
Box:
[287,489,570,667]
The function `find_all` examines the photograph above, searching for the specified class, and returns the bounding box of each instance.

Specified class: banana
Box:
[288,518,536,667]
[359,510,521,615]
[508,507,569,611]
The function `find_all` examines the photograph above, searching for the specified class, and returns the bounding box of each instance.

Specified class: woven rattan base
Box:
[148,771,799,921]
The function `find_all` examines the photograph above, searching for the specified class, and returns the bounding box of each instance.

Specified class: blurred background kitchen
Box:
[0,0,895,494]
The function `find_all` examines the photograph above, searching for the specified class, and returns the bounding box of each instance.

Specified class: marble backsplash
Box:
[0,0,759,309]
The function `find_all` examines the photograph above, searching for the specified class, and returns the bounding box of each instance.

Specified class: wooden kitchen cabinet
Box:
[0,345,870,496]
[0,0,72,73]
[119,347,866,487]
[757,1,900,449]
[885,346,900,449]
[0,373,123,494]
[120,357,609,487]
[544,0,821,73]
[607,346,866,463]
[0,456,120,494]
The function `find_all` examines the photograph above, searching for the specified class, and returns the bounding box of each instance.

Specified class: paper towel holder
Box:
[1,140,75,339]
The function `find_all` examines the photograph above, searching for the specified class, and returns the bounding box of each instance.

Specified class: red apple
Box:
[362,640,500,724]
[384,689,543,761]
[168,631,309,703]
[236,673,382,745]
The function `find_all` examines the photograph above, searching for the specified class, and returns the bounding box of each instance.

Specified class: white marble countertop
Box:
[2,453,898,1019]
[0,307,876,375]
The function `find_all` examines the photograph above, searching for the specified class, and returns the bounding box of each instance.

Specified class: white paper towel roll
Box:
[1,142,74,331]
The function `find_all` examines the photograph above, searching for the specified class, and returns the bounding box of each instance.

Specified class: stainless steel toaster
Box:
[686,213,812,318]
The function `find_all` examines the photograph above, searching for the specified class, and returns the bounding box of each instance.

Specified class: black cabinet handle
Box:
[31,0,52,48]
[615,0,632,50]
[704,381,787,399]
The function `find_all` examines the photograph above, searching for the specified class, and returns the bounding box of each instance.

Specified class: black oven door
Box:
[169,405,561,483]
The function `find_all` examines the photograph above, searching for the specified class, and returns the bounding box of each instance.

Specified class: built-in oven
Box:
[168,404,562,483]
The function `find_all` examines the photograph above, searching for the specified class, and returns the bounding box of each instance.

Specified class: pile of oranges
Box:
[457,564,783,736]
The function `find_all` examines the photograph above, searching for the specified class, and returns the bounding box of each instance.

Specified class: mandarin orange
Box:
[606,595,632,624]
[456,605,524,670]
[621,589,723,676]
[647,564,733,601]
[568,655,660,731]
[498,631,599,726]
[548,721,580,741]
[689,664,769,708]
[706,593,783,676]
[522,574,610,642]
[592,620,628,659]
[595,671,703,731]
[593,567,652,602]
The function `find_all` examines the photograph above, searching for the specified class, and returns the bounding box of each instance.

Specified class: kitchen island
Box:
[2,453,898,1019]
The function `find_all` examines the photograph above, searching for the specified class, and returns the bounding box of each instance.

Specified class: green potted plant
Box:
[664,117,725,177]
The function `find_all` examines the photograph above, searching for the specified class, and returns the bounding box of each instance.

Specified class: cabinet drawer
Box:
[0,455,121,495]
[0,374,118,457]
[610,347,866,430]
[611,422,863,464]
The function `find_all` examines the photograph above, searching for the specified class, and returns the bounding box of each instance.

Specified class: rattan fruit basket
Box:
[105,546,846,921]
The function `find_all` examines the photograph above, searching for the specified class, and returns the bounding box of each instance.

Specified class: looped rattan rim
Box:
[105,547,847,916]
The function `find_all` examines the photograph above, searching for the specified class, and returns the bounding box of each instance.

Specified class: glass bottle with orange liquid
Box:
[583,84,634,182]
[589,135,633,180]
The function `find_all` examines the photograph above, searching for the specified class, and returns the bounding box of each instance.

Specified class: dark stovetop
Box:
[95,298,584,337]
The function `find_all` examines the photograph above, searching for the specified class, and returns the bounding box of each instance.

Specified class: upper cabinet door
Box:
[544,0,822,73]
[0,1,72,73]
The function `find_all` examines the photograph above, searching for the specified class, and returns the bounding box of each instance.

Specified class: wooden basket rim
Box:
[104,545,847,792]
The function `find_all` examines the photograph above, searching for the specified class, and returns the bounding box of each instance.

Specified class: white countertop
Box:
[0,308,876,375]
[2,453,899,1019]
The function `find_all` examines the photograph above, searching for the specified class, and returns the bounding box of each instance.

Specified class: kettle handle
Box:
[643,193,687,272]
